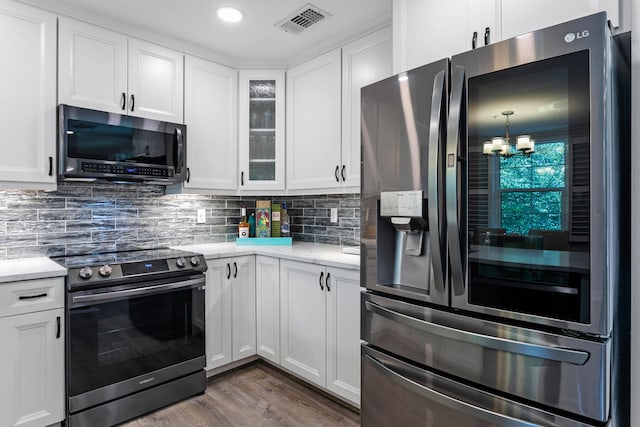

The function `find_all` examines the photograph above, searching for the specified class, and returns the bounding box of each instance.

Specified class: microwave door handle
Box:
[427,69,446,294]
[446,66,466,297]
[175,128,184,175]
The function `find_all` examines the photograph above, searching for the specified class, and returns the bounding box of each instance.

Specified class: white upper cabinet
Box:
[287,31,392,194]
[58,18,127,114]
[183,56,237,191]
[341,27,392,189]
[0,1,56,189]
[500,0,619,39]
[286,49,342,191]
[127,38,184,123]
[393,0,496,72]
[59,17,184,123]
[238,70,286,191]
[394,0,619,73]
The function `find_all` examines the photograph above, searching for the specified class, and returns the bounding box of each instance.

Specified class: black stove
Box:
[52,248,207,291]
[57,247,208,427]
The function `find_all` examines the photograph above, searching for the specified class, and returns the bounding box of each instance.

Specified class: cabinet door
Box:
[286,49,342,190]
[393,0,472,72]
[128,38,184,123]
[58,17,128,114]
[238,70,286,191]
[280,260,327,387]
[341,28,392,189]
[231,256,256,361]
[205,258,232,369]
[0,309,63,427]
[256,256,280,364]
[0,1,56,189]
[326,267,361,406]
[184,56,237,190]
[392,0,497,73]
[500,0,619,39]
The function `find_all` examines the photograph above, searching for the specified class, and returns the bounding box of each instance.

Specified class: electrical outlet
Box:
[196,208,206,224]
[330,208,338,223]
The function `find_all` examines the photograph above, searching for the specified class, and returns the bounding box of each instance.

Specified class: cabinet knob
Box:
[484,27,490,45]
[472,31,478,49]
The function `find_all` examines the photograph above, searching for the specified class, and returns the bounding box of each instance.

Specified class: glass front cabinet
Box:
[238,70,285,191]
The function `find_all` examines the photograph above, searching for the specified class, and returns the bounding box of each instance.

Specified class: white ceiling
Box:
[21,0,392,67]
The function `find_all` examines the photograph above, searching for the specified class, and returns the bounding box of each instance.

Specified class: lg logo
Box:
[564,30,590,43]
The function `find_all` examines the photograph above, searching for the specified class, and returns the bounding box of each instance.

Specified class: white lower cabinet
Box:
[205,256,256,370]
[256,256,280,364]
[0,278,64,427]
[280,259,361,406]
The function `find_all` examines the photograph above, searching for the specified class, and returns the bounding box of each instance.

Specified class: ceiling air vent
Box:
[275,3,331,34]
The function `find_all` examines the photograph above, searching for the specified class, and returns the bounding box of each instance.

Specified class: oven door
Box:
[66,274,205,414]
[446,12,617,336]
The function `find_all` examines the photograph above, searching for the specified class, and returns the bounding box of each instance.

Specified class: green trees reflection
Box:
[499,142,565,235]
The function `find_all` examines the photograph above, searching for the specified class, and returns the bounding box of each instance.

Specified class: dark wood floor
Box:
[121,362,360,426]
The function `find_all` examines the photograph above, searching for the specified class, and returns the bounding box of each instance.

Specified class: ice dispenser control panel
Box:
[380,191,423,218]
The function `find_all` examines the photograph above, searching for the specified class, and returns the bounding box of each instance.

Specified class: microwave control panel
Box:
[82,162,173,177]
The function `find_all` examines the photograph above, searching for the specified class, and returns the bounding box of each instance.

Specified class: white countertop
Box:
[0,257,67,283]
[173,242,361,271]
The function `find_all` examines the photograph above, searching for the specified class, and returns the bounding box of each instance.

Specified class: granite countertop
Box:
[172,242,361,271]
[0,257,68,284]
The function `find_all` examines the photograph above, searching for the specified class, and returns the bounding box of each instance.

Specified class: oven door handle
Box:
[71,278,205,305]
[364,300,590,365]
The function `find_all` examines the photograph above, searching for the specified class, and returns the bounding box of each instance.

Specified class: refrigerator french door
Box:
[360,12,629,427]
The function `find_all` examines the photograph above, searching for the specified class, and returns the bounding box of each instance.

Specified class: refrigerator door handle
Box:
[428,70,446,294]
[363,353,540,427]
[364,300,590,365]
[446,65,466,296]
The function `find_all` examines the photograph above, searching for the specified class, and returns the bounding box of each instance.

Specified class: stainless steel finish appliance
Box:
[361,13,630,426]
[52,248,207,427]
[58,104,188,184]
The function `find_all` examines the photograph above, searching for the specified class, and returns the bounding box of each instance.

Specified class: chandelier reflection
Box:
[483,110,535,158]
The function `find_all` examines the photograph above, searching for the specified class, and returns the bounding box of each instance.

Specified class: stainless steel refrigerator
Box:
[360,12,630,426]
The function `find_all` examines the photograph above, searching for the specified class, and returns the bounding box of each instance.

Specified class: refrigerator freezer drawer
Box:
[361,292,610,422]
[361,345,599,427]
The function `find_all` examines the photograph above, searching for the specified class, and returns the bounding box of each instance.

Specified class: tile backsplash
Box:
[0,182,360,259]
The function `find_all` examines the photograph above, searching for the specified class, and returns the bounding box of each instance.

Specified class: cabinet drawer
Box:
[0,278,64,317]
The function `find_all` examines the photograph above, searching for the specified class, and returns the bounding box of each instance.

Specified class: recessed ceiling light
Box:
[217,6,243,23]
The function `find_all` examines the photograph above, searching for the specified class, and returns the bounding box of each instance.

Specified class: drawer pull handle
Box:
[56,316,61,339]
[19,293,48,300]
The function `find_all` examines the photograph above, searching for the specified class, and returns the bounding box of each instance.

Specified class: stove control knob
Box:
[98,264,113,277]
[176,257,186,268]
[79,266,93,280]
[190,256,201,267]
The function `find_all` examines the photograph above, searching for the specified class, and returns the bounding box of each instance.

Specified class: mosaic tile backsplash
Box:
[0,183,360,259]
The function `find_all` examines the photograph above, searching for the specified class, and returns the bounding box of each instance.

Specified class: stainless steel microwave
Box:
[58,104,187,184]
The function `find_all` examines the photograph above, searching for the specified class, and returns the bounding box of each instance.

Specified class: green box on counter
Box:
[235,237,292,246]
[255,200,271,237]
